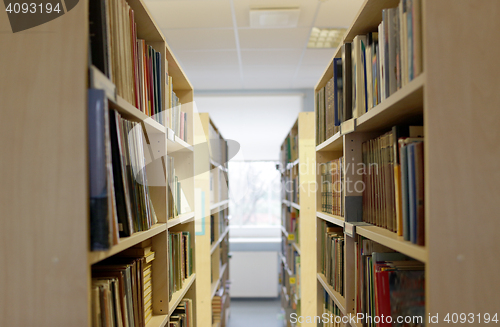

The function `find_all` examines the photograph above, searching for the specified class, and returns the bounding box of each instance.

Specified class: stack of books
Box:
[91,241,156,327]
[88,90,157,251]
[320,224,344,295]
[170,298,194,327]
[168,231,193,300]
[361,125,424,245]
[319,158,344,217]
[315,0,423,141]
[354,238,425,325]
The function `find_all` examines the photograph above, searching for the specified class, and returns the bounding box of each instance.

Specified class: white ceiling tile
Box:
[315,0,365,28]
[176,50,240,68]
[292,64,328,88]
[145,0,233,29]
[243,65,295,79]
[233,0,318,28]
[240,49,302,66]
[191,70,243,90]
[163,29,236,51]
[238,27,310,49]
[300,48,335,66]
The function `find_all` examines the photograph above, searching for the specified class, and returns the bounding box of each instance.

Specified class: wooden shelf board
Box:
[212,322,221,327]
[280,253,294,276]
[210,199,229,212]
[210,159,228,172]
[292,242,301,255]
[342,0,400,45]
[113,96,166,134]
[167,128,193,153]
[355,73,425,132]
[291,202,300,210]
[282,286,289,302]
[316,212,345,227]
[317,273,346,315]
[316,131,342,152]
[167,211,195,228]
[211,228,229,255]
[286,158,299,171]
[280,226,289,238]
[146,314,169,327]
[211,263,227,300]
[88,223,167,265]
[282,199,290,206]
[356,225,427,263]
[168,273,196,316]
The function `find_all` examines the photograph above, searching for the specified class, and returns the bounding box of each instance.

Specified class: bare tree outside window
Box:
[229,161,280,227]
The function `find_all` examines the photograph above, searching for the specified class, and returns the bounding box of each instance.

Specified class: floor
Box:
[227,298,283,327]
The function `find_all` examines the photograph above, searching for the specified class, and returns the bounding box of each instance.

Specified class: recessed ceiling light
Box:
[307,28,347,48]
[250,8,300,28]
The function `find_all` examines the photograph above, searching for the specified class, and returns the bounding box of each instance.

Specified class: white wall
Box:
[194,94,303,161]
[229,251,279,298]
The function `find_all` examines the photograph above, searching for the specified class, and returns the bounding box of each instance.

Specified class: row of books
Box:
[212,287,228,324]
[282,206,299,239]
[209,121,229,168]
[281,235,299,276]
[320,223,344,296]
[361,125,424,245]
[170,298,194,327]
[319,158,344,217]
[89,89,157,251]
[168,231,193,301]
[168,105,188,142]
[354,237,425,326]
[279,255,299,311]
[281,129,298,169]
[282,174,299,204]
[315,0,423,144]
[91,240,155,327]
[316,75,341,145]
[166,156,192,220]
[89,0,163,123]
[321,290,344,327]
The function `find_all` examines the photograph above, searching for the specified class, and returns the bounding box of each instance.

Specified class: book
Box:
[341,43,353,122]
[88,89,118,250]
[352,35,368,118]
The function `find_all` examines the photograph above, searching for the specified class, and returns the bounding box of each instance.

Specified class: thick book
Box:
[352,35,368,118]
[392,126,423,236]
[88,89,114,251]
[341,43,353,121]
[109,110,134,237]
[333,58,343,126]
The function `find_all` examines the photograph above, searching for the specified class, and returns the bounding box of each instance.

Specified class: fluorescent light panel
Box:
[307,27,347,48]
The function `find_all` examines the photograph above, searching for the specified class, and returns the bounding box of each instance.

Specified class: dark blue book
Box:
[399,141,410,241]
[407,143,417,244]
[333,58,342,127]
[88,89,110,250]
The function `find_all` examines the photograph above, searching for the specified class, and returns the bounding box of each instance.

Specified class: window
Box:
[229,161,280,228]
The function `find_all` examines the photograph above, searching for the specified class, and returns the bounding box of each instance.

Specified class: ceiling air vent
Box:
[249,8,300,28]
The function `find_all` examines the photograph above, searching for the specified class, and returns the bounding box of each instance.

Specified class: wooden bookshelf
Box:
[316,212,344,228]
[317,273,346,315]
[355,224,427,263]
[88,223,167,265]
[0,0,202,323]
[169,274,197,316]
[310,0,500,325]
[279,112,316,326]
[194,113,231,327]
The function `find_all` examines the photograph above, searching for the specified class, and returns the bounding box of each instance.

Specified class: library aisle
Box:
[1,0,500,327]
[228,299,283,327]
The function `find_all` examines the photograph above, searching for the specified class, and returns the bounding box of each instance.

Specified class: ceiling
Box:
[144,0,364,91]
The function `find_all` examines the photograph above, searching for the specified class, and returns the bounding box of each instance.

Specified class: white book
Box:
[352,35,367,118]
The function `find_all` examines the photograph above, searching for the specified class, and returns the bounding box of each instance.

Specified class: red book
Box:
[375,268,392,326]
